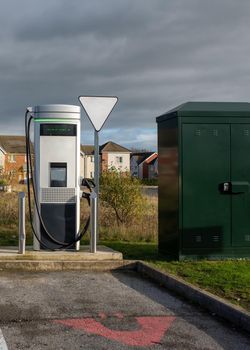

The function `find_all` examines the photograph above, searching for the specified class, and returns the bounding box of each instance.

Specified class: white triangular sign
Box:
[79,96,118,131]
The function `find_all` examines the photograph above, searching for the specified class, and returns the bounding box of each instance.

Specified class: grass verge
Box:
[102,241,250,312]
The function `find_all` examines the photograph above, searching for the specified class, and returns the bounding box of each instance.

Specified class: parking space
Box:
[0,271,249,349]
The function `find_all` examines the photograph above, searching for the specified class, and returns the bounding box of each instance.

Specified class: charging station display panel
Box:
[50,163,67,187]
[40,124,77,136]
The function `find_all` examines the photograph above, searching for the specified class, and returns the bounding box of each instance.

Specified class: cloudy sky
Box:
[1,0,250,150]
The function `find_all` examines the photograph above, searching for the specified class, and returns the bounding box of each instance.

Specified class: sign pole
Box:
[94,129,99,241]
[78,95,118,252]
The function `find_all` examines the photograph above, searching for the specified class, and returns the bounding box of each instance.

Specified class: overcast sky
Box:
[1,0,250,150]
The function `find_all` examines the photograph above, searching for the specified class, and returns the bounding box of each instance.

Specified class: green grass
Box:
[101,241,250,311]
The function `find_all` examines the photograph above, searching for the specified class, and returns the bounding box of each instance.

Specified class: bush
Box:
[100,169,144,226]
[0,171,12,186]
[0,192,18,225]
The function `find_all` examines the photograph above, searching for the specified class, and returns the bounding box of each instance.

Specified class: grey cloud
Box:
[14,0,160,41]
[1,0,250,150]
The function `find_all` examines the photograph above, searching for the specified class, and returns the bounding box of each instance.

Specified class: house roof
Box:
[148,156,158,166]
[100,141,131,153]
[156,101,250,122]
[81,145,95,155]
[0,146,6,155]
[0,135,33,154]
[131,152,155,165]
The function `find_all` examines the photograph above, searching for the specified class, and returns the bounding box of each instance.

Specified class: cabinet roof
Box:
[156,102,250,122]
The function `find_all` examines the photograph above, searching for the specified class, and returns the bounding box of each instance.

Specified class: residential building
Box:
[80,141,131,178]
[0,136,131,183]
[148,157,158,179]
[0,135,31,183]
[100,141,131,172]
[0,146,5,171]
[80,145,95,179]
[130,152,158,179]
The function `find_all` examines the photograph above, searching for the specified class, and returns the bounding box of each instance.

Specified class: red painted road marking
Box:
[55,316,175,347]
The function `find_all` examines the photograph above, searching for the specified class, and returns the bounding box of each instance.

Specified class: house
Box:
[0,135,131,183]
[148,156,158,179]
[80,145,95,179]
[0,146,5,171]
[130,152,158,179]
[80,141,131,178]
[100,141,131,172]
[0,135,30,183]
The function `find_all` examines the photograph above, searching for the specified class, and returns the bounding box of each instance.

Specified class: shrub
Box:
[100,169,144,226]
[0,171,12,186]
[0,192,18,225]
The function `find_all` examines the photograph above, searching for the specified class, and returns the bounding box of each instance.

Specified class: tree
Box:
[100,168,144,226]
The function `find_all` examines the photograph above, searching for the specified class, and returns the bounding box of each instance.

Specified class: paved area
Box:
[0,271,249,349]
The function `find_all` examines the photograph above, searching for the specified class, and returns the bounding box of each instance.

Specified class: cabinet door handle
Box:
[219,182,246,195]
[218,182,231,194]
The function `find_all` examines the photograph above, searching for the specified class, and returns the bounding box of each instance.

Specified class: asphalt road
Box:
[0,270,249,350]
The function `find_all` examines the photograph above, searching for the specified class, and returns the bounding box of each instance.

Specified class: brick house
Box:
[130,152,158,179]
[0,136,130,183]
[147,156,158,179]
[0,135,31,183]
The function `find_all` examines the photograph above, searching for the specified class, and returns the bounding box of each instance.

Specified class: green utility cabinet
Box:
[156,102,250,260]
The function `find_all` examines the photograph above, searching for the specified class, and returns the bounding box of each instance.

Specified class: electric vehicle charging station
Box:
[24,98,117,252]
[26,104,86,251]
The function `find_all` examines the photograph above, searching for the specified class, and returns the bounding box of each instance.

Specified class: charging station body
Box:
[32,105,81,250]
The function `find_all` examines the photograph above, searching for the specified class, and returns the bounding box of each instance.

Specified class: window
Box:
[90,156,94,163]
[8,154,16,163]
[116,156,123,163]
[90,171,93,178]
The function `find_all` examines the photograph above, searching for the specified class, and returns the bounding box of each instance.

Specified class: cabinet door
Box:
[182,124,231,251]
[231,124,250,247]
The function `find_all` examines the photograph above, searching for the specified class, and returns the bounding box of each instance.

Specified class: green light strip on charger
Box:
[34,118,76,122]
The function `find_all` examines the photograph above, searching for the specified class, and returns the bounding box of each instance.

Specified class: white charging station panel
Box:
[32,105,81,250]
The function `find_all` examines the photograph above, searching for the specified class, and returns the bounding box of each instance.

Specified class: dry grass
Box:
[99,196,157,242]
[0,189,158,245]
[0,190,33,244]
[0,192,19,225]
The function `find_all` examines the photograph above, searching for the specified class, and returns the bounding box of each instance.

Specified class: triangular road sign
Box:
[78,96,118,131]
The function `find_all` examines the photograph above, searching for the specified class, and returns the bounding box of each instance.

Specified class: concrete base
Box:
[0,245,123,261]
[0,245,127,271]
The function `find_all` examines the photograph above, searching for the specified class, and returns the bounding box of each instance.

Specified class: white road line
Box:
[0,329,8,350]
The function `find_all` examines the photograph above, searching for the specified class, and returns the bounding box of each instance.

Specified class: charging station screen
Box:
[40,124,76,136]
[50,163,67,187]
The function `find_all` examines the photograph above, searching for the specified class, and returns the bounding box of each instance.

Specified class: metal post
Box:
[94,130,99,241]
[18,192,26,255]
[90,191,97,253]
